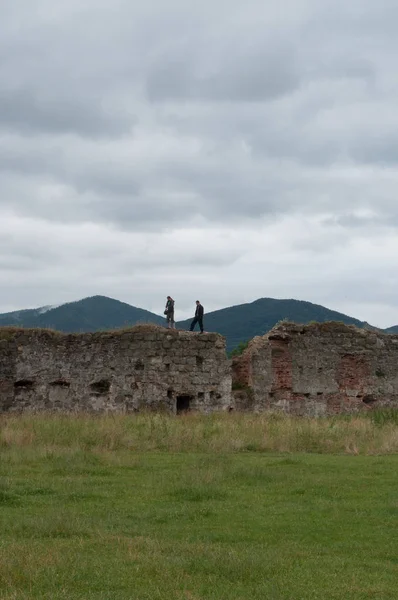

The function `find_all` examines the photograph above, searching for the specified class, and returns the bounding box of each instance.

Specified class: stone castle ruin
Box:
[0,326,231,414]
[232,322,398,415]
[1,321,398,415]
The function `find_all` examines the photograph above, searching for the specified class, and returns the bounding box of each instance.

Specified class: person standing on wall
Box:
[190,300,204,333]
[164,296,175,329]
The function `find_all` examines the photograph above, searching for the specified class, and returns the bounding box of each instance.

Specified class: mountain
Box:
[384,325,398,334]
[0,296,164,331]
[176,298,376,351]
[0,295,388,352]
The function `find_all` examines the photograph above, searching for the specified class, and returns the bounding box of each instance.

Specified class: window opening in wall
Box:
[198,392,205,400]
[90,380,111,394]
[165,363,170,371]
[196,356,204,368]
[167,389,173,399]
[176,395,192,414]
[363,395,376,405]
[14,380,34,389]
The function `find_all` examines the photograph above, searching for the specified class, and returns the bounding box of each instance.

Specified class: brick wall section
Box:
[231,336,268,410]
[0,326,231,414]
[337,354,372,398]
[231,354,251,388]
[232,322,398,415]
[270,338,293,391]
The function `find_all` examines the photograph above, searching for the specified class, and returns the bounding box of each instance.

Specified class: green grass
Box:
[2,411,398,455]
[1,414,398,599]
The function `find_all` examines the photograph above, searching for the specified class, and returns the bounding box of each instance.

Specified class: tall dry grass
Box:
[1,411,398,455]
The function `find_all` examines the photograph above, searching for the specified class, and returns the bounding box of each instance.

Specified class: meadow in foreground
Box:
[1,412,398,599]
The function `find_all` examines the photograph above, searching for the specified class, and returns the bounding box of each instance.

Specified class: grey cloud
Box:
[2,129,398,233]
[2,0,398,326]
[0,88,132,137]
[350,133,398,166]
[146,40,300,103]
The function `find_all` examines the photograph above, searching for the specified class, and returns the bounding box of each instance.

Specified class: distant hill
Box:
[176,298,376,351]
[0,295,164,331]
[0,295,390,352]
[384,325,398,334]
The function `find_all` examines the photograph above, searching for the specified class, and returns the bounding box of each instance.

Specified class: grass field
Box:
[1,413,398,599]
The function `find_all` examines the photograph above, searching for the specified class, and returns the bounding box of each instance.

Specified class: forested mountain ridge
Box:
[0,296,164,332]
[0,295,387,352]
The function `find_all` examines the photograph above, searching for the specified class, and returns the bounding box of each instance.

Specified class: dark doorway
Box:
[176,395,192,414]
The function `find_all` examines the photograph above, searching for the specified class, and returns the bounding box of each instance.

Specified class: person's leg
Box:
[167,315,171,328]
[190,317,198,331]
[199,318,204,333]
[171,313,175,329]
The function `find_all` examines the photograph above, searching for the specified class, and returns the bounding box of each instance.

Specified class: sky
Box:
[1,0,398,325]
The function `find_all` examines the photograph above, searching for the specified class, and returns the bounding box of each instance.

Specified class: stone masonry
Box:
[232,322,398,415]
[0,325,231,413]
[2,321,398,416]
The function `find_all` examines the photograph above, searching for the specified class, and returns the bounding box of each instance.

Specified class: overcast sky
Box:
[1,0,398,324]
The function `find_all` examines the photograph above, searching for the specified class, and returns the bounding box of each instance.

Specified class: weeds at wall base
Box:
[1,411,398,455]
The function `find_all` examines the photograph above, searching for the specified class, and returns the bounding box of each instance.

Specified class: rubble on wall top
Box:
[0,325,226,344]
[267,320,394,339]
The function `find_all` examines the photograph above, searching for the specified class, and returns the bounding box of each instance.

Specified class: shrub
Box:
[228,340,249,358]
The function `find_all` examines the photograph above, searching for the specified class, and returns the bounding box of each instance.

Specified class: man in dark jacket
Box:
[165,296,175,329]
[190,300,204,333]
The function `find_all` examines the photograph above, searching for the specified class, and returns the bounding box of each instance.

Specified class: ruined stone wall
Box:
[232,322,398,415]
[4,321,398,417]
[0,326,231,413]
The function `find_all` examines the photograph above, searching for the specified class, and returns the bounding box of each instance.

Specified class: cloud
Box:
[0,88,132,137]
[1,0,398,327]
[146,38,300,103]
